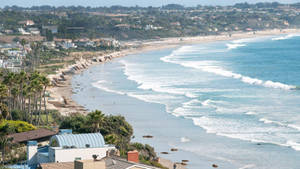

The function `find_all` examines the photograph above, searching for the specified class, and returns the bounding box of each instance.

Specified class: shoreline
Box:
[46,28,300,168]
[46,28,300,115]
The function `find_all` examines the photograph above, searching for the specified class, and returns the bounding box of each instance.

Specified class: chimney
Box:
[127,150,139,163]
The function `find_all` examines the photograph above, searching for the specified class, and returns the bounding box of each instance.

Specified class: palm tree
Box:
[88,110,105,132]
[41,76,50,124]
[0,84,7,105]
[0,104,9,120]
[0,134,13,165]
[3,72,15,118]
[15,71,27,111]
[20,39,27,70]
[30,42,42,70]
[26,84,34,124]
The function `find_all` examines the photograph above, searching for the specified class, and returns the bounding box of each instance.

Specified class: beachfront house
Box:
[40,151,160,169]
[8,128,58,145]
[26,130,115,168]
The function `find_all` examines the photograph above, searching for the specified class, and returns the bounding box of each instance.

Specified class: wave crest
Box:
[161,46,296,90]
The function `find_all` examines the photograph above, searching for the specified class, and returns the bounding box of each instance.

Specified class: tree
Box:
[0,84,7,104]
[20,39,27,70]
[30,42,42,70]
[3,72,15,116]
[45,29,54,41]
[0,104,8,120]
[88,110,105,132]
[41,76,50,124]
[0,134,13,164]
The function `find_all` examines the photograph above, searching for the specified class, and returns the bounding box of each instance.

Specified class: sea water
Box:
[72,34,300,169]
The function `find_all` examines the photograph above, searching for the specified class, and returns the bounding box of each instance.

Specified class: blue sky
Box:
[1,0,300,7]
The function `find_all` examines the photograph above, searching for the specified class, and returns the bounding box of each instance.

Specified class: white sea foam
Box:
[160,47,296,90]
[226,37,263,50]
[272,34,300,41]
[127,93,177,105]
[182,99,202,108]
[120,59,204,99]
[239,164,256,169]
[259,118,274,124]
[286,140,300,151]
[92,80,125,95]
[201,99,212,106]
[287,124,300,131]
[245,111,257,115]
[180,137,191,143]
[92,80,178,107]
[226,43,246,50]
[192,116,300,151]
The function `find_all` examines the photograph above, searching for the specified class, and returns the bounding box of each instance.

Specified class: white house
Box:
[60,41,77,49]
[27,132,115,167]
[18,28,30,35]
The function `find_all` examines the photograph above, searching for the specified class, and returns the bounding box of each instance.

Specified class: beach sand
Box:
[46,28,300,169]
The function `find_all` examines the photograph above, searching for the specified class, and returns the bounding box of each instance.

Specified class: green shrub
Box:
[0,120,36,134]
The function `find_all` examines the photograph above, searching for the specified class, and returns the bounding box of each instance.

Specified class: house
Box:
[99,38,120,48]
[3,29,13,34]
[18,20,35,26]
[42,41,56,49]
[170,22,181,26]
[42,26,58,34]
[40,151,160,169]
[28,28,40,35]
[18,28,30,35]
[114,24,131,30]
[27,131,115,168]
[8,128,58,145]
[59,41,77,49]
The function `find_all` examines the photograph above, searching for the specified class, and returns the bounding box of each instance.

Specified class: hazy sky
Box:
[1,0,300,7]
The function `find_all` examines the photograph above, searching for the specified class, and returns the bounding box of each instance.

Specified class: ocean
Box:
[72,34,300,169]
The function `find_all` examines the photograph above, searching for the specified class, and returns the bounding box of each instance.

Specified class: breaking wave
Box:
[272,34,300,41]
[160,46,296,90]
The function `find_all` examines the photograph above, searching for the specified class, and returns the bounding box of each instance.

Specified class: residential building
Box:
[27,132,115,168]
[40,151,160,169]
[8,128,58,145]
[28,28,40,35]
[42,25,58,34]
[42,41,56,49]
[18,28,30,35]
[60,41,77,49]
[18,20,35,26]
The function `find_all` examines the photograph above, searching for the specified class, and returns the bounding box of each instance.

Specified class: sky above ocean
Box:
[1,0,300,7]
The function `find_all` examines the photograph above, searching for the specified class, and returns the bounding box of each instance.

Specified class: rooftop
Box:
[50,132,106,148]
[40,156,160,169]
[8,128,57,144]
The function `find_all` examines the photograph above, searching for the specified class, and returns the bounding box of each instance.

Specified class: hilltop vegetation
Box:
[58,110,166,168]
[1,2,300,40]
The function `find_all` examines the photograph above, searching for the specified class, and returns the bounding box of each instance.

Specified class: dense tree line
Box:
[0,70,50,126]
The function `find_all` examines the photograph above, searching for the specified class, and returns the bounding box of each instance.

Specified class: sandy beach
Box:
[46,28,300,168]
[47,28,300,115]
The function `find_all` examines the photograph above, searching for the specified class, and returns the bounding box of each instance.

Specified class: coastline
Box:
[46,28,300,115]
[46,28,300,168]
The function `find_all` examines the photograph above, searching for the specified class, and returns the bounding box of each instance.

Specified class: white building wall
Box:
[27,145,38,165]
[50,147,115,163]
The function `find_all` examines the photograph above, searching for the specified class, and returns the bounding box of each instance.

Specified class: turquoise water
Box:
[72,34,300,169]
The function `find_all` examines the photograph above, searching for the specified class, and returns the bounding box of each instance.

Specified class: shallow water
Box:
[72,34,300,169]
